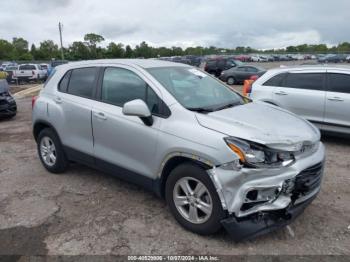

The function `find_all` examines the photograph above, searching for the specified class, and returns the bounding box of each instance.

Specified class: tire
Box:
[37,128,68,173]
[227,77,235,85]
[165,163,226,235]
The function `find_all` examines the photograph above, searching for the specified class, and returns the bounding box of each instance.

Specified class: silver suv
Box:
[250,65,350,134]
[32,59,325,241]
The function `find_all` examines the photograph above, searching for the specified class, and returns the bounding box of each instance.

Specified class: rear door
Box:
[273,70,326,123]
[52,67,99,162]
[324,71,350,128]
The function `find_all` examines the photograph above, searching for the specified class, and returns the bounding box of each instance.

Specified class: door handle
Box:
[54,96,62,104]
[93,111,107,120]
[327,97,344,102]
[275,91,288,96]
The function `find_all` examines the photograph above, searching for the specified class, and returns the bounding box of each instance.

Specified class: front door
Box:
[324,71,350,128]
[92,66,163,179]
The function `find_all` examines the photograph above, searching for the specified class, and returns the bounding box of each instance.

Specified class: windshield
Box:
[147,66,244,111]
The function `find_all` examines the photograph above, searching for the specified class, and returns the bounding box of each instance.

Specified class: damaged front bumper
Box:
[221,192,318,241]
[208,142,325,240]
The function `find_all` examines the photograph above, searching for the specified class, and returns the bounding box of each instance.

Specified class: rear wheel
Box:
[37,128,68,173]
[165,163,225,235]
[227,77,235,85]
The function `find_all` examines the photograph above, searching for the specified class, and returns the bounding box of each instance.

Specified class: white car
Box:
[251,55,268,62]
[346,55,350,63]
[249,65,350,135]
[13,64,47,82]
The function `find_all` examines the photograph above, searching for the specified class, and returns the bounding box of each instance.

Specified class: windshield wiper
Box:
[186,107,214,113]
[213,102,242,112]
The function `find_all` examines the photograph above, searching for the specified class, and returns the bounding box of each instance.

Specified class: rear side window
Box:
[284,73,324,91]
[263,73,286,86]
[246,67,258,73]
[58,70,71,92]
[67,67,98,98]
[328,73,350,94]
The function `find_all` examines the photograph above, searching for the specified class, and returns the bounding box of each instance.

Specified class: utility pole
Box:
[58,22,64,60]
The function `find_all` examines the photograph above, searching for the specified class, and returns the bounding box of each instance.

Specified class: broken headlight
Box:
[224,137,295,168]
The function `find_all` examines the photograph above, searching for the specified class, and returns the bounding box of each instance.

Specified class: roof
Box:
[61,59,190,69]
[268,64,350,73]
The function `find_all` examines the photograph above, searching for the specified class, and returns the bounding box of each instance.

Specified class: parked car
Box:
[40,63,50,80]
[234,55,251,62]
[184,55,202,67]
[32,59,325,241]
[1,61,17,70]
[250,65,350,135]
[4,65,18,83]
[346,55,350,63]
[250,55,268,62]
[219,65,266,85]
[0,79,17,118]
[317,54,346,63]
[201,58,243,76]
[13,64,46,83]
[250,56,260,62]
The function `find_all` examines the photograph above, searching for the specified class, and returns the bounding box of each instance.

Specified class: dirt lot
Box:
[0,61,349,256]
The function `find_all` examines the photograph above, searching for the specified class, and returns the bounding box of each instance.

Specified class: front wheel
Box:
[165,163,225,235]
[227,77,235,85]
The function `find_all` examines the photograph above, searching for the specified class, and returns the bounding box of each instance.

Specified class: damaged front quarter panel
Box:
[207,142,325,218]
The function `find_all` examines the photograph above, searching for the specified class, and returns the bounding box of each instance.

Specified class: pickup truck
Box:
[13,64,47,83]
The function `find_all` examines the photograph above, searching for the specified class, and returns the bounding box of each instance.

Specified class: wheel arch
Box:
[33,120,59,142]
[157,154,213,199]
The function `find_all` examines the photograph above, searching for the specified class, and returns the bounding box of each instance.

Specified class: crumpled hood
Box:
[196,102,320,150]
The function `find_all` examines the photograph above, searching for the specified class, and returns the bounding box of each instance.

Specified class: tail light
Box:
[32,70,35,76]
[32,96,38,109]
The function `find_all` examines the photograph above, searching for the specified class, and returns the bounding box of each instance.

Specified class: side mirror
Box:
[122,99,153,126]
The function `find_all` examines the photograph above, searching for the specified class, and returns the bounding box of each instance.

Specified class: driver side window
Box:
[101,67,160,114]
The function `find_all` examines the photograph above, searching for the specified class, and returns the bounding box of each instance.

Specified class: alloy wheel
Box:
[173,177,213,224]
[40,136,57,166]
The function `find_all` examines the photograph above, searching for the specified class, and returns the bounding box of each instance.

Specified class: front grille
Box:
[292,162,323,200]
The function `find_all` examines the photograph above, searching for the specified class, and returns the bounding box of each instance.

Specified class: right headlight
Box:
[224,137,295,168]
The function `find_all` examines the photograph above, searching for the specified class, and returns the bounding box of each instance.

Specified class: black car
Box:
[0,80,17,119]
[219,65,266,85]
[201,58,243,77]
[318,54,347,63]
[184,55,202,67]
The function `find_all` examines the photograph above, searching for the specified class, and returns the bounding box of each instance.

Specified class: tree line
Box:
[1,33,350,61]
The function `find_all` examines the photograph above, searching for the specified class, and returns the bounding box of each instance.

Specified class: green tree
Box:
[125,45,133,58]
[12,37,31,59]
[83,33,105,59]
[69,41,90,60]
[83,33,105,47]
[0,39,14,59]
[106,42,125,58]
[134,41,153,58]
[36,40,60,60]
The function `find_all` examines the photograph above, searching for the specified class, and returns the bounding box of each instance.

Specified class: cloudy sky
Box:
[0,0,349,49]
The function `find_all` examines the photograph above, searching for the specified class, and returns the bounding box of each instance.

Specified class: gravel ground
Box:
[0,61,349,256]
